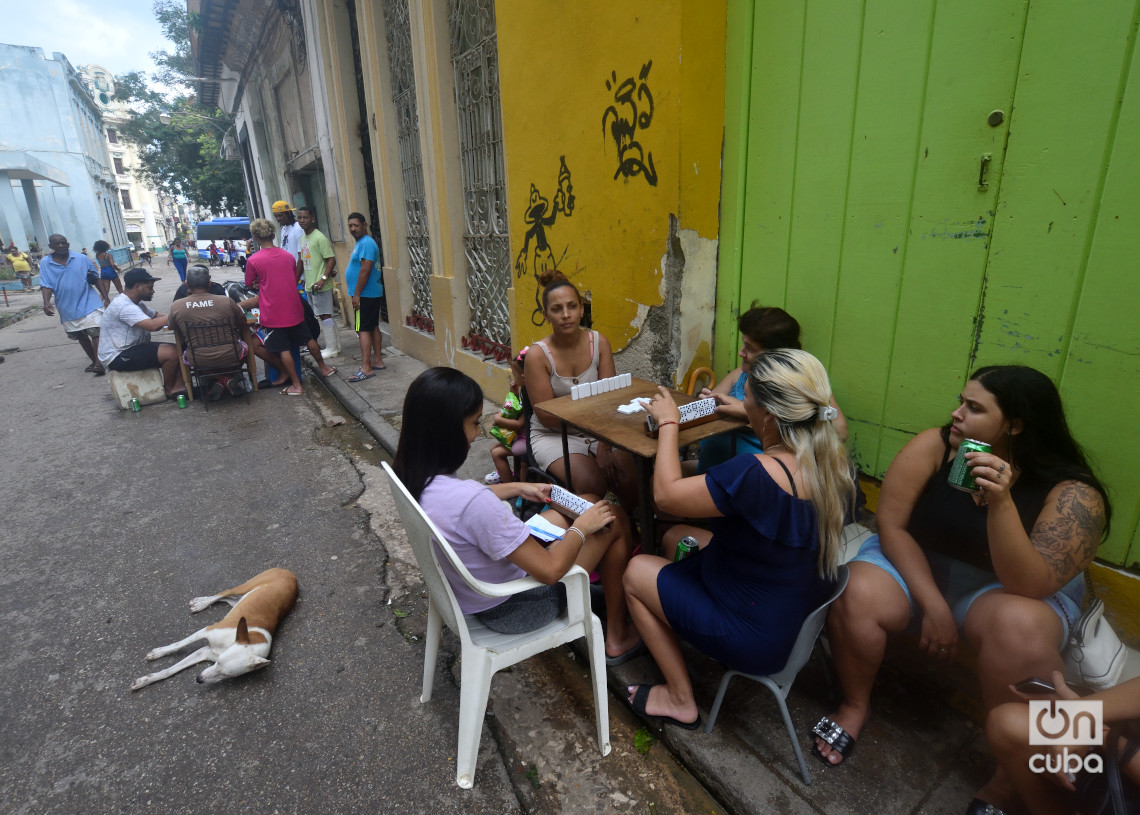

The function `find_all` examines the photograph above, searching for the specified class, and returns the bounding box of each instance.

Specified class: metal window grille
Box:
[382,0,434,332]
[448,0,511,358]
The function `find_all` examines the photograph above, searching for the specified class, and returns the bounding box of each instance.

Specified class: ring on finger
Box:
[998,463,1006,474]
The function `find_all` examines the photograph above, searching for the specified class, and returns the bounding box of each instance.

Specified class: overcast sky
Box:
[4,0,174,79]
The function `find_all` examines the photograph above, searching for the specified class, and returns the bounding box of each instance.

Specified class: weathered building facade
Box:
[191,0,1139,593]
[0,44,128,252]
[79,65,174,254]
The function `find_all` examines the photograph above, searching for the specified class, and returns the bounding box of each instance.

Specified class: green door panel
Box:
[737,2,807,314]
[977,0,1140,566]
[875,0,1027,472]
[1052,25,1140,566]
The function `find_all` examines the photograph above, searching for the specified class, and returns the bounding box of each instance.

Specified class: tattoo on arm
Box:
[1031,483,1106,581]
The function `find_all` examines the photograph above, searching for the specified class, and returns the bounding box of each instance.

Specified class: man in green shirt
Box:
[296,206,339,355]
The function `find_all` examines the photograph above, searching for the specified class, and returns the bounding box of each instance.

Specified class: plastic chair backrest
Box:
[686,366,716,395]
[183,317,243,371]
[769,564,850,687]
[383,462,530,640]
[520,391,567,487]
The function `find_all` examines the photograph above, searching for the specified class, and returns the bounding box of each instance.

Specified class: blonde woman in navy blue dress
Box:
[622,349,856,728]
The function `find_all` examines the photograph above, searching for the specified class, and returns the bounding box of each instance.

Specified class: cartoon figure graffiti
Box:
[603,60,657,187]
[514,156,576,325]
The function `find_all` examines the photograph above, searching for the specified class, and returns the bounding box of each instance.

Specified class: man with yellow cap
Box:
[271,200,304,261]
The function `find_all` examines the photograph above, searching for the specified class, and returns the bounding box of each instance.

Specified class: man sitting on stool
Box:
[99,268,186,398]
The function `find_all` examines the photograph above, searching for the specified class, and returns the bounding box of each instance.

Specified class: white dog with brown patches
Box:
[131,568,298,690]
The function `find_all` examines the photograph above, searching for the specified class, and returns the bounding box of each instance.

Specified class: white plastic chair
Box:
[381,462,611,788]
[702,565,850,785]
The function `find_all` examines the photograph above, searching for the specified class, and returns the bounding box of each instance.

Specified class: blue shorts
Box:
[851,535,1085,648]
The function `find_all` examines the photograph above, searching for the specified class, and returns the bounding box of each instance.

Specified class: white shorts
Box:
[62,309,103,337]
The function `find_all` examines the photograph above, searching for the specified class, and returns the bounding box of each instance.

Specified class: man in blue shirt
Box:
[345,212,385,382]
[39,234,106,374]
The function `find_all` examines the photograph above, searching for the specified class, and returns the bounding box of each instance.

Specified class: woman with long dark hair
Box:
[393,367,641,660]
[816,365,1110,814]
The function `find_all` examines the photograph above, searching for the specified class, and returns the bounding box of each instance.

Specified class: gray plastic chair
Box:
[702,564,850,785]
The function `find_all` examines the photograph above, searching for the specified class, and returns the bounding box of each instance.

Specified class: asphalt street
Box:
[0,298,520,814]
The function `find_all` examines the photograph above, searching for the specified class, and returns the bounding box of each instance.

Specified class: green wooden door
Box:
[721,0,1026,473]
[720,0,1140,566]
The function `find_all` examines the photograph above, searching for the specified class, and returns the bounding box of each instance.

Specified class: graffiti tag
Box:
[603,61,657,186]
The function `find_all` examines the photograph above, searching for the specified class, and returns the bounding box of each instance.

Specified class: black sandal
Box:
[628,684,702,730]
[811,716,856,766]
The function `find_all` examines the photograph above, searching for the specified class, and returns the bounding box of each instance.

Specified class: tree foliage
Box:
[113,1,246,215]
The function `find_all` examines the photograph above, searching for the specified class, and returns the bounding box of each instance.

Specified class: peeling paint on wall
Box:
[616,213,718,386]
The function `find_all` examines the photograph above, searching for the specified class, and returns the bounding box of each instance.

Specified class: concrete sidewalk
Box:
[306,317,996,814]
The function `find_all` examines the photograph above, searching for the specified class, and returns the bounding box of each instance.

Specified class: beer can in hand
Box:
[674,535,699,561]
[948,438,991,492]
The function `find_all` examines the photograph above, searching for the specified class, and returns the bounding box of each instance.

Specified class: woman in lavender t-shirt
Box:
[394,367,642,663]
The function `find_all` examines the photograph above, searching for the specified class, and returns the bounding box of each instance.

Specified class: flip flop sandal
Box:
[84,363,96,372]
[347,370,375,382]
[811,716,856,766]
[628,684,702,730]
[319,366,337,377]
[92,366,105,376]
[605,640,647,667]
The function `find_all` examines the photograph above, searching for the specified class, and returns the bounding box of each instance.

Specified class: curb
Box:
[304,356,401,455]
[0,305,41,331]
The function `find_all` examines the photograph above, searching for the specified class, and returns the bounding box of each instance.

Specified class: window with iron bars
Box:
[382,0,434,334]
[448,0,511,362]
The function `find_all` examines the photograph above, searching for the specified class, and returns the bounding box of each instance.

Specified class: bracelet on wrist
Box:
[566,526,586,545]
[657,420,679,429]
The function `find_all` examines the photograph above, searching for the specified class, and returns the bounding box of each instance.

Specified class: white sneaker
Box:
[484,472,502,485]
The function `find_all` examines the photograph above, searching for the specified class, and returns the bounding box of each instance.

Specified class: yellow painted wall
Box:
[496,0,726,359]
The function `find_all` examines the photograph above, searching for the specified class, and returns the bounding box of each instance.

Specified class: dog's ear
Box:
[248,656,271,671]
[235,616,250,645]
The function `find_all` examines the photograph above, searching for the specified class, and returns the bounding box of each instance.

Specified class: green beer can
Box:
[177,394,188,408]
[674,535,698,562]
[130,398,142,412]
[947,438,991,492]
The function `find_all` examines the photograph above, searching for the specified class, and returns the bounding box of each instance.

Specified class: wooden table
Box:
[534,376,746,551]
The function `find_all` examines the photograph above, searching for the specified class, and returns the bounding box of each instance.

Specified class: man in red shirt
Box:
[243,219,335,395]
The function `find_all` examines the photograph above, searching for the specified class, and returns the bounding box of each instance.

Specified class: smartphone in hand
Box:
[1014,677,1056,695]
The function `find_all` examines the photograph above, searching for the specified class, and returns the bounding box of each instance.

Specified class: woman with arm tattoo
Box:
[815,366,1110,815]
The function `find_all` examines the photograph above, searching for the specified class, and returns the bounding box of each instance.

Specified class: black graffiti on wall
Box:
[514,156,577,325]
[603,61,657,186]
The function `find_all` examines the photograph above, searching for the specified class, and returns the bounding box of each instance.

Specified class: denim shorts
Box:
[851,535,1085,649]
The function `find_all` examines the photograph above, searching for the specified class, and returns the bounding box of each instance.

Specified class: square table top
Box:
[533,376,747,459]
